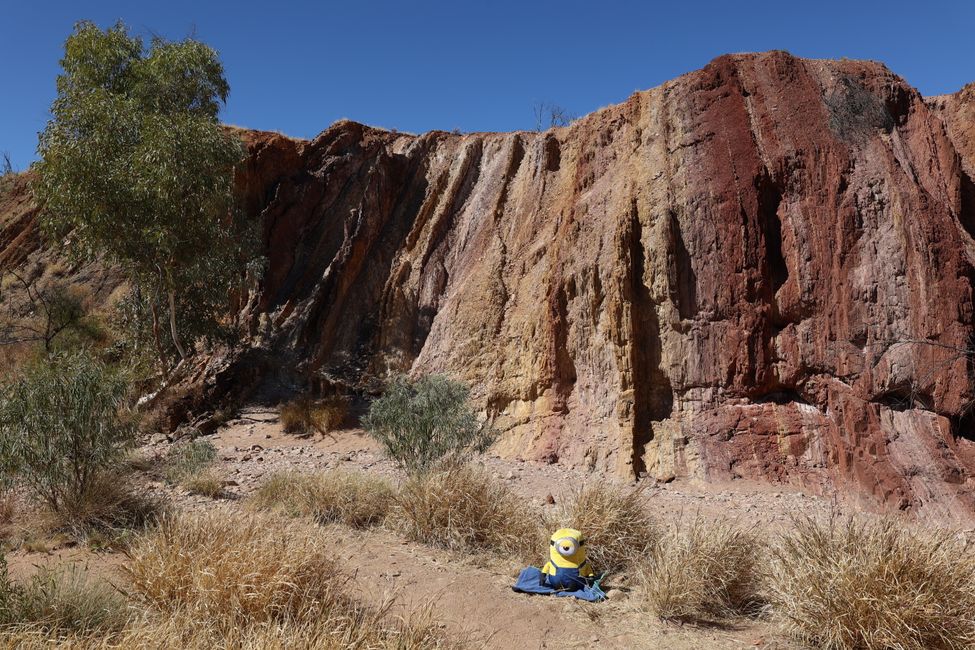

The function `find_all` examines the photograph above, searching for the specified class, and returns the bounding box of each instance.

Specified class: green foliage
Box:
[0,351,135,514]
[363,375,495,474]
[825,75,894,142]
[111,283,238,370]
[164,438,217,484]
[33,21,255,369]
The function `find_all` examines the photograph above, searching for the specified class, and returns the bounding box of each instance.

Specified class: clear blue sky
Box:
[2,0,973,171]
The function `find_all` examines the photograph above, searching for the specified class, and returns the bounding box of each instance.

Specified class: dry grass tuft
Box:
[163,439,224,498]
[125,512,341,631]
[117,511,448,649]
[0,566,129,635]
[393,464,543,560]
[111,609,445,649]
[47,473,162,538]
[181,468,225,498]
[638,517,764,622]
[280,396,349,436]
[1,512,448,648]
[250,470,394,528]
[768,514,975,650]
[558,482,658,574]
[163,439,216,484]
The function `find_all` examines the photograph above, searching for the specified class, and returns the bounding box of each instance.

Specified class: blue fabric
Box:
[547,565,586,590]
[511,567,606,602]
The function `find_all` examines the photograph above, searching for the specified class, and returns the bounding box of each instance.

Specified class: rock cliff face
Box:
[5,51,975,518]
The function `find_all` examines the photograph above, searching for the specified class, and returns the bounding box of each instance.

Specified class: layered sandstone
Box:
[5,51,975,518]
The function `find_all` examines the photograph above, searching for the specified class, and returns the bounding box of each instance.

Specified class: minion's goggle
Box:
[551,536,586,557]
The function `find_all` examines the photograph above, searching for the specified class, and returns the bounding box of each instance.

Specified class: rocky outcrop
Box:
[225,51,975,519]
[5,51,975,519]
[0,173,123,360]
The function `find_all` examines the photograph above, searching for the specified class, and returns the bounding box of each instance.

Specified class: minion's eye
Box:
[556,538,578,557]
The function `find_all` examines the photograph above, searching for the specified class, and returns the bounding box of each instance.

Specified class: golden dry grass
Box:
[41,473,161,539]
[0,612,445,649]
[0,566,129,634]
[637,517,764,622]
[124,512,339,629]
[250,470,394,528]
[1,513,447,649]
[280,396,349,436]
[393,463,543,561]
[557,482,658,574]
[180,468,225,498]
[120,512,447,648]
[768,514,975,650]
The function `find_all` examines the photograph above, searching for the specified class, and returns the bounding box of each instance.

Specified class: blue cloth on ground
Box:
[512,567,606,602]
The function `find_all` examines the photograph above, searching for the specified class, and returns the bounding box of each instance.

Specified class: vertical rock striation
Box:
[228,52,975,517]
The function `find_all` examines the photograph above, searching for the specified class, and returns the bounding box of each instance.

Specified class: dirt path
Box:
[327,525,787,649]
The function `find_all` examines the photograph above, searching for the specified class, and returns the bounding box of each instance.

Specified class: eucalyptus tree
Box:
[34,21,251,371]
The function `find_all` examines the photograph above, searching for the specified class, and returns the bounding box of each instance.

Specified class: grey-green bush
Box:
[363,375,495,474]
[0,351,134,516]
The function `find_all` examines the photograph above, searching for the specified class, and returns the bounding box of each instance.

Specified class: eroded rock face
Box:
[5,51,975,518]
[229,52,975,518]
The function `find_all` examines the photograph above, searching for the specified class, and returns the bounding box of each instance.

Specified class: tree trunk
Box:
[168,287,187,361]
[149,297,169,378]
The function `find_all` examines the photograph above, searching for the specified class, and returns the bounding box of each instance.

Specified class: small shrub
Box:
[0,566,129,634]
[181,468,225,498]
[558,482,658,574]
[0,351,134,520]
[768,514,975,650]
[280,395,349,436]
[639,517,764,622]
[393,464,542,560]
[364,375,495,474]
[825,75,894,142]
[250,470,393,528]
[125,512,343,632]
[164,439,216,484]
[50,472,161,535]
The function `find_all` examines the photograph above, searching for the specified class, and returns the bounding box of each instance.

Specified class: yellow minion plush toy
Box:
[542,528,595,590]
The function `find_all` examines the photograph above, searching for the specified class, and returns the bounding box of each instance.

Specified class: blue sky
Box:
[2,0,973,170]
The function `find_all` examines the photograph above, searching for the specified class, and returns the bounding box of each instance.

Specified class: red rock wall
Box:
[6,51,974,518]
[231,52,975,518]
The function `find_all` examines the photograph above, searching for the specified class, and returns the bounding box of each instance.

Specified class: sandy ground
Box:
[4,405,880,648]
[160,407,843,528]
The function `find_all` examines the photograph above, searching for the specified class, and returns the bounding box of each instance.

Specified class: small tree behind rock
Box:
[34,21,251,373]
[363,375,495,474]
[0,351,134,516]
